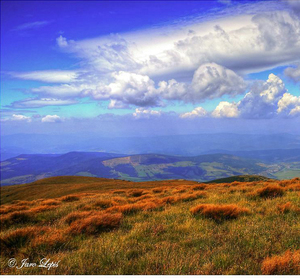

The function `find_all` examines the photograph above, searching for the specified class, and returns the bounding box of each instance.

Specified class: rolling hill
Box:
[2,151,298,186]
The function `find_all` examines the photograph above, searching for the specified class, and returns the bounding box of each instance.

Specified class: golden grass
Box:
[152,188,163,193]
[190,204,250,221]
[64,211,92,224]
[32,228,70,252]
[29,205,59,213]
[41,199,61,206]
[0,226,45,255]
[127,189,145,197]
[277,202,293,214]
[112,196,127,203]
[113,190,126,194]
[261,250,300,274]
[60,195,81,202]
[159,196,179,205]
[0,177,299,274]
[107,203,149,214]
[287,184,300,191]
[178,192,207,202]
[253,185,285,198]
[0,211,34,227]
[68,212,122,235]
[133,194,154,202]
[172,188,187,194]
[191,184,206,191]
[94,199,116,208]
[0,205,29,215]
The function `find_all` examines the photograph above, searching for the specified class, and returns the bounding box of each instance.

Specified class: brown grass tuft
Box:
[30,205,58,213]
[173,187,187,194]
[32,228,70,252]
[159,196,179,205]
[191,184,207,191]
[94,199,116,208]
[0,205,29,215]
[41,199,61,206]
[60,195,80,202]
[253,185,285,198]
[261,250,300,274]
[152,188,164,193]
[64,211,92,224]
[68,212,122,235]
[141,201,160,211]
[277,202,293,214]
[190,204,250,221]
[112,190,126,194]
[112,197,127,204]
[133,194,154,202]
[107,204,145,214]
[178,192,207,202]
[12,200,32,206]
[0,211,34,227]
[128,189,145,197]
[0,226,45,255]
[287,184,300,191]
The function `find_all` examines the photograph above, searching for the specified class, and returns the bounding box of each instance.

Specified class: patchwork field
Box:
[0,176,300,274]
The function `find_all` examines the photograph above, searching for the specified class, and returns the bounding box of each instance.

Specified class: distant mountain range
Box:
[1,150,300,186]
[2,133,300,160]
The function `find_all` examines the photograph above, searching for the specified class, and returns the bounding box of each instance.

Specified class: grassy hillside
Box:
[0,176,300,274]
[207,175,272,184]
[1,152,281,186]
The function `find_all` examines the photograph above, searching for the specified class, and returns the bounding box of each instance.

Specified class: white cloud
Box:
[132,108,161,119]
[212,101,239,118]
[108,99,129,109]
[56,35,69,48]
[9,98,78,108]
[41,115,62,123]
[13,21,50,31]
[259,73,286,102]
[191,63,246,100]
[158,63,245,102]
[8,4,300,115]
[11,70,79,83]
[31,84,89,98]
[277,92,300,114]
[56,9,300,78]
[211,73,300,118]
[289,106,300,116]
[176,11,300,74]
[46,63,243,108]
[158,79,188,101]
[82,71,162,107]
[11,114,32,122]
[180,107,208,118]
[238,74,287,118]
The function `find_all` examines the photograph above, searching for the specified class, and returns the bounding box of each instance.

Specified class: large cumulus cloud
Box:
[182,73,300,119]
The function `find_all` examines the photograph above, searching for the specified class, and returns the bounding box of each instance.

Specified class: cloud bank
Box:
[5,2,300,122]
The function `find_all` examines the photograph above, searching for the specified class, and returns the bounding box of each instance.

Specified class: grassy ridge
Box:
[0,177,300,274]
[1,176,196,204]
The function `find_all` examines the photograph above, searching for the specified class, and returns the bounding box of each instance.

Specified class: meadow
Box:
[0,176,299,274]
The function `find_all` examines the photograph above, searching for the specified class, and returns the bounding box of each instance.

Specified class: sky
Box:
[1,0,300,137]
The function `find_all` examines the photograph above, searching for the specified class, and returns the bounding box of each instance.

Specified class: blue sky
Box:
[1,0,300,136]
